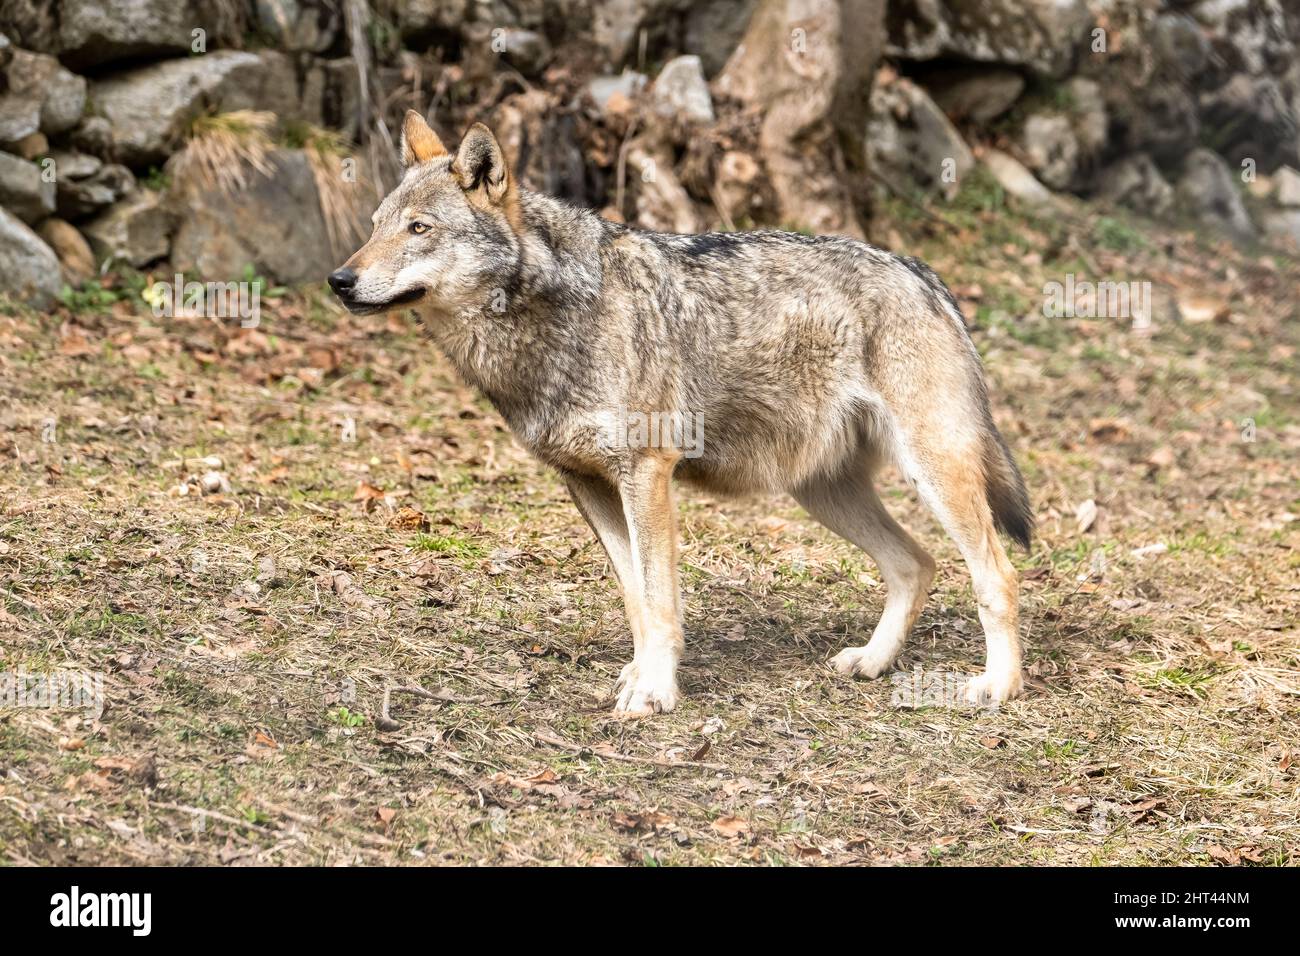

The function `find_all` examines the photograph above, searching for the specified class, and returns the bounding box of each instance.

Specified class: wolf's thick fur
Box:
[330,114,1034,713]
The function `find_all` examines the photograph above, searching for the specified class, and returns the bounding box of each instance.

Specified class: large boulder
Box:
[1176,148,1256,244]
[866,74,974,200]
[886,0,1093,78]
[0,205,61,306]
[87,51,350,168]
[39,0,221,70]
[0,149,55,223]
[168,148,372,284]
[89,51,265,167]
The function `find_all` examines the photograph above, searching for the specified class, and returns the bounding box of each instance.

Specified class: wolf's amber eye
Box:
[409,221,430,235]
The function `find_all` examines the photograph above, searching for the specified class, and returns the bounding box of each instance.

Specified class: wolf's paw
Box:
[829,644,895,679]
[961,669,1023,708]
[613,659,679,715]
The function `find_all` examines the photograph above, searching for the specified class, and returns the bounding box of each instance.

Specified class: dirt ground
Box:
[1,190,1297,866]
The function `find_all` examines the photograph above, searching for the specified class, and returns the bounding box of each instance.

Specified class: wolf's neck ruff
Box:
[412,187,611,432]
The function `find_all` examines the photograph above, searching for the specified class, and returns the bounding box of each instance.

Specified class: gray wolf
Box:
[328,112,1034,714]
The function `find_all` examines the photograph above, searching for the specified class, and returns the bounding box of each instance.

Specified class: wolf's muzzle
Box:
[327,268,358,297]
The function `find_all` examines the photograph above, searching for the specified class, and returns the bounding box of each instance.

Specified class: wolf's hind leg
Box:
[794,465,935,679]
[905,442,1024,705]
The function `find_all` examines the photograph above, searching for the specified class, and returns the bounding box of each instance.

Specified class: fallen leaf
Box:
[711,815,751,838]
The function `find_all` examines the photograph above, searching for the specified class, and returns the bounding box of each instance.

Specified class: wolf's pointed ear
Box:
[452,123,512,204]
[400,110,448,166]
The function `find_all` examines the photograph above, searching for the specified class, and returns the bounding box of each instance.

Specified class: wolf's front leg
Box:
[614,453,684,714]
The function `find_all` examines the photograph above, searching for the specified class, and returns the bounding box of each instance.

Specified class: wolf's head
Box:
[328,112,521,316]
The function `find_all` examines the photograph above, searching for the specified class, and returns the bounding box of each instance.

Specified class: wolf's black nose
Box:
[327,268,357,295]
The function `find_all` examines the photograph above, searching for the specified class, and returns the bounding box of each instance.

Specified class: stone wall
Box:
[0,0,1297,306]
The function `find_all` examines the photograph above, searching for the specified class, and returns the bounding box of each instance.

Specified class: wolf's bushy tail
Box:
[982,428,1034,550]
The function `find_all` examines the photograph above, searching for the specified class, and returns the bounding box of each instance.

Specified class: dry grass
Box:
[171,110,277,195]
[285,121,372,262]
[0,197,1297,866]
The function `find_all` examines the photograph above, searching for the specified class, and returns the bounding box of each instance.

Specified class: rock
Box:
[37,217,96,285]
[714,0,872,238]
[81,190,172,268]
[1151,12,1213,86]
[0,3,55,55]
[886,0,1093,78]
[493,28,551,77]
[0,48,85,142]
[1014,76,1108,193]
[168,148,370,284]
[982,148,1056,206]
[46,150,103,181]
[89,51,264,167]
[924,66,1025,124]
[1112,80,1200,167]
[866,75,974,200]
[255,0,340,53]
[230,50,330,127]
[1097,153,1174,218]
[585,71,648,113]
[0,31,13,75]
[1176,148,1255,244]
[684,0,760,76]
[11,131,47,160]
[1261,209,1300,247]
[1275,166,1300,206]
[1019,114,1078,192]
[56,163,136,221]
[27,50,86,134]
[0,205,60,306]
[0,149,54,223]
[1199,74,1296,172]
[54,0,214,70]
[0,90,39,144]
[318,57,363,136]
[652,55,714,124]
[66,117,116,160]
[1191,0,1293,78]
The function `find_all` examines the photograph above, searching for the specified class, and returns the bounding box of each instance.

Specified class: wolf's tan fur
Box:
[329,114,1035,714]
